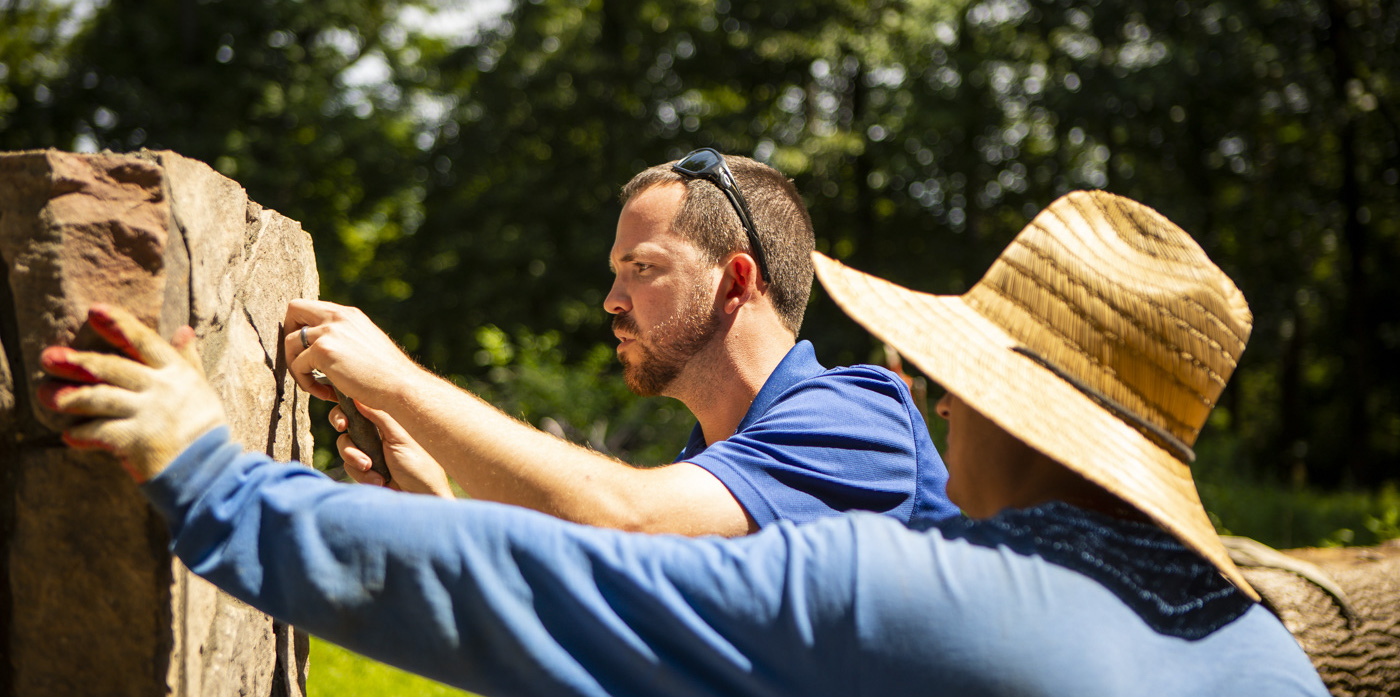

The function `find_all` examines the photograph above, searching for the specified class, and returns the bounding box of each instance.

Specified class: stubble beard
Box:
[614,282,721,397]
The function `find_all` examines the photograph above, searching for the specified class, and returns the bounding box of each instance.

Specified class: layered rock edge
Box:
[0,149,314,697]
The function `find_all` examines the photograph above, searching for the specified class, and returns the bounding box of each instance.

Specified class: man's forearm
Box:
[381,367,649,527]
[283,298,751,535]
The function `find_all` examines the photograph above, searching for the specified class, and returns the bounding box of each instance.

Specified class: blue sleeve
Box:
[141,428,864,697]
[142,430,1325,697]
[684,368,957,528]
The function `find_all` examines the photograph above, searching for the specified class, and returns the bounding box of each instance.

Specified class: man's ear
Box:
[719,252,763,315]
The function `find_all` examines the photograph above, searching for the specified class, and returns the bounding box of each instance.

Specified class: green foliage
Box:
[4,0,1398,493]
[1195,431,1400,548]
[465,325,694,465]
[1206,477,1400,549]
[0,0,72,146]
[8,0,434,309]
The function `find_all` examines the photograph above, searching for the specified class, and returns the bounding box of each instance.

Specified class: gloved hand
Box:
[332,401,454,498]
[37,304,227,482]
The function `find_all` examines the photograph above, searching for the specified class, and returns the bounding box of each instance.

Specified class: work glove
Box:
[38,304,227,482]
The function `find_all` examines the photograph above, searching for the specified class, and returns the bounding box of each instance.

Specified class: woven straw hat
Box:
[814,190,1258,600]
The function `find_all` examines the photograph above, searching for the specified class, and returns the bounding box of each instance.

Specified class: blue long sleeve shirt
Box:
[144,428,1327,696]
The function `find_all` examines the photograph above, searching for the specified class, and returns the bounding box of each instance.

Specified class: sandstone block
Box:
[0,149,315,696]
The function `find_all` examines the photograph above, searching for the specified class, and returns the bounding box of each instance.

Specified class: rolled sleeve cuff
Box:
[140,425,241,531]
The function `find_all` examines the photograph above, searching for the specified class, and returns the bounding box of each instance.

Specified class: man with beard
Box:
[282,149,957,535]
[40,191,1326,695]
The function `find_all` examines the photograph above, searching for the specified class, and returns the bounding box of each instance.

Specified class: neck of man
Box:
[668,310,796,447]
[1008,459,1151,523]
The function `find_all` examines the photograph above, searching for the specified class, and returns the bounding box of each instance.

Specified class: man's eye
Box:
[634,263,653,273]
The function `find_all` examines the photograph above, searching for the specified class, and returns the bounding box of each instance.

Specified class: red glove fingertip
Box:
[39,347,102,384]
[173,325,197,349]
[61,432,112,451]
[87,305,140,360]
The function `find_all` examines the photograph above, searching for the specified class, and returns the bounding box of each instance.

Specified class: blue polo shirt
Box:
[677,340,958,528]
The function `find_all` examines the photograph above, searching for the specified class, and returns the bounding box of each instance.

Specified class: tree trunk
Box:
[1323,0,1376,487]
[1238,541,1400,696]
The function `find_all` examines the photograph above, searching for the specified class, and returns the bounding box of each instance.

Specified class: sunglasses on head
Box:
[671,148,772,284]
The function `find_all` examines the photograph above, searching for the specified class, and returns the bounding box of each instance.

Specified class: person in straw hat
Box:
[40,191,1324,695]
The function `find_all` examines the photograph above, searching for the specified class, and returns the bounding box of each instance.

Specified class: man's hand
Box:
[332,401,454,498]
[37,304,226,482]
[283,300,419,408]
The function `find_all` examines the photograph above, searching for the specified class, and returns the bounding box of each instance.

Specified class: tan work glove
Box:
[38,304,227,482]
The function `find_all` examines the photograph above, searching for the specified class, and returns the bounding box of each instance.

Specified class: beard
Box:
[613,282,721,397]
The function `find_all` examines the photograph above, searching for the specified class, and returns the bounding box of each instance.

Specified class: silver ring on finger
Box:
[300,326,311,349]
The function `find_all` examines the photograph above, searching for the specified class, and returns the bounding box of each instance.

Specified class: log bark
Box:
[0,149,315,696]
[1239,541,1400,697]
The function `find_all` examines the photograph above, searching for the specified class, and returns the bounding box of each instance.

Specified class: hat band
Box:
[1011,346,1196,463]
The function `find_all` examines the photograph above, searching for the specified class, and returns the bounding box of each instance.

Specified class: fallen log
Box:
[1229,537,1400,696]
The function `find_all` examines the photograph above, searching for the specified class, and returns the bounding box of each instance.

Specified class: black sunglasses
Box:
[671,148,772,284]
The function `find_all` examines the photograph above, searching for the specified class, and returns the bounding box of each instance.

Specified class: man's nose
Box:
[604,278,629,315]
[935,392,953,421]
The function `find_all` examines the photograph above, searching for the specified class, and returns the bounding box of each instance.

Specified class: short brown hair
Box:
[620,154,815,335]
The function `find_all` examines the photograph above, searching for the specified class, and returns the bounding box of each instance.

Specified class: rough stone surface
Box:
[1242,541,1400,696]
[0,149,315,696]
[0,315,13,435]
[8,448,168,695]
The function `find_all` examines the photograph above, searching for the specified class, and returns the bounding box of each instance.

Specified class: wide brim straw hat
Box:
[813,190,1259,600]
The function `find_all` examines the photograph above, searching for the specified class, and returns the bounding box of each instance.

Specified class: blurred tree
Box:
[0,0,74,149]
[936,0,1400,488]
[2,0,1397,489]
[4,0,433,301]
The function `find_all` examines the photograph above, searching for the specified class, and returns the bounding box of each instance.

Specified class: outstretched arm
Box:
[36,305,858,696]
[283,299,756,535]
[149,429,860,697]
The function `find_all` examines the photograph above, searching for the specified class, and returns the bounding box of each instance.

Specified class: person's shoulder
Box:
[765,341,911,405]
[1201,606,1331,696]
[767,363,917,429]
[819,360,905,381]
[792,361,912,399]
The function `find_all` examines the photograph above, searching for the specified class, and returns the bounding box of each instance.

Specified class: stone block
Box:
[0,149,315,696]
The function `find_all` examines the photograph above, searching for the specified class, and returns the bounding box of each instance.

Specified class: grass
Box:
[308,636,476,697]
[1192,435,1400,549]
[1201,476,1400,548]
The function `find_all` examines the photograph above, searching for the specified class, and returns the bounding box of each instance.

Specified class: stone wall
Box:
[0,150,315,696]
